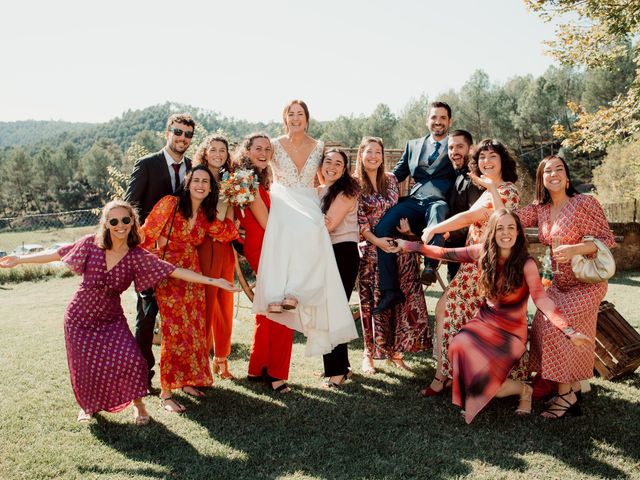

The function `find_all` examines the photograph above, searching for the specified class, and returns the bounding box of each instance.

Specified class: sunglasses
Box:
[108,216,132,226]
[169,127,194,139]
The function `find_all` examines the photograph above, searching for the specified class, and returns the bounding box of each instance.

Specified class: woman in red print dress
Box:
[479,155,615,418]
[142,166,238,412]
[420,139,519,396]
[194,134,237,379]
[234,133,294,393]
[0,200,235,424]
[393,209,592,424]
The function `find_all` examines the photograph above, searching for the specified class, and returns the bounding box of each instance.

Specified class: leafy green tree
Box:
[592,136,640,202]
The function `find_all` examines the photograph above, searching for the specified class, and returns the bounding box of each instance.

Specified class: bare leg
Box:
[495,378,532,415]
[422,292,449,393]
[541,382,579,419]
[160,388,185,413]
[132,397,150,425]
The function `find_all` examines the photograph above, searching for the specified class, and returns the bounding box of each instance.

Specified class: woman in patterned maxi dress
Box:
[141,166,238,412]
[394,209,592,423]
[356,137,430,374]
[482,155,615,417]
[0,200,235,423]
[420,139,519,396]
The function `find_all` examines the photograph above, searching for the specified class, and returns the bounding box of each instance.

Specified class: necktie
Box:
[171,163,181,192]
[428,141,441,165]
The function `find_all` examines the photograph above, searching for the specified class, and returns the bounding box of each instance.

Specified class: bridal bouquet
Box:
[219,168,260,217]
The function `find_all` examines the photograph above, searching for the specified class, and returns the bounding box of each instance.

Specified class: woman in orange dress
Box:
[141,165,238,412]
[194,134,236,379]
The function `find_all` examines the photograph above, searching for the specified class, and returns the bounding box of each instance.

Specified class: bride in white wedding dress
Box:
[252,100,358,356]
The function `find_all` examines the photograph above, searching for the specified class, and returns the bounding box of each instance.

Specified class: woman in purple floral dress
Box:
[356,137,430,374]
[0,200,235,424]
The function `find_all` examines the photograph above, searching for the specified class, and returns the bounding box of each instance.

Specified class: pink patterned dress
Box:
[517,194,615,382]
[357,173,430,358]
[439,182,519,378]
[58,234,175,415]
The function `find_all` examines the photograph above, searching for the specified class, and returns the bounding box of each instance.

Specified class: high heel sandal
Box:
[282,296,298,310]
[419,376,452,397]
[322,369,353,389]
[268,302,283,314]
[262,367,291,394]
[541,389,582,419]
[515,383,533,416]
[213,358,235,380]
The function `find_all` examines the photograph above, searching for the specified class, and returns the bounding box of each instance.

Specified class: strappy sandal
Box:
[77,409,93,423]
[361,355,377,374]
[262,367,291,394]
[132,404,150,425]
[182,386,206,397]
[213,358,236,380]
[515,383,533,415]
[420,376,452,397]
[541,389,582,419]
[387,353,413,372]
[160,396,186,413]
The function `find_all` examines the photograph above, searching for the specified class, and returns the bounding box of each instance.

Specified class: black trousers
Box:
[375,197,448,291]
[322,241,360,377]
[135,289,157,383]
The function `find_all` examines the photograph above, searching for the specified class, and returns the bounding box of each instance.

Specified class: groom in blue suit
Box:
[373,101,455,313]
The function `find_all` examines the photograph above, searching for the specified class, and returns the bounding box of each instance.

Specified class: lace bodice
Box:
[271,139,324,188]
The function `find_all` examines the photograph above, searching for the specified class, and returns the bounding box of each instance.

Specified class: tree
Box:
[80,138,123,197]
[592,136,640,202]
[364,104,398,147]
[526,0,640,152]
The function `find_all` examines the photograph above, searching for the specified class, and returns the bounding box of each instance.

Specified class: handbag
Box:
[571,236,615,283]
[144,202,179,345]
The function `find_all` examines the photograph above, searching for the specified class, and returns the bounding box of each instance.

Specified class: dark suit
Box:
[124,150,191,383]
[374,136,455,291]
[445,166,482,280]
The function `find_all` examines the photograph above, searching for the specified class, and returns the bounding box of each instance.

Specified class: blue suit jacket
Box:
[392,136,455,203]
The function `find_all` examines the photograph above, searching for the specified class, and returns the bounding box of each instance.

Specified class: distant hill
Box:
[0,102,280,154]
[0,120,96,149]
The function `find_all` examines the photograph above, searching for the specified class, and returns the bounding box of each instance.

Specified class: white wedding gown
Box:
[252,139,358,356]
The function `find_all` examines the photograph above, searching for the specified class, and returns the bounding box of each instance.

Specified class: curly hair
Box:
[355,137,389,197]
[176,165,219,223]
[469,139,518,184]
[193,134,231,176]
[232,132,272,190]
[165,113,196,130]
[478,209,529,299]
[95,200,142,250]
[319,148,360,214]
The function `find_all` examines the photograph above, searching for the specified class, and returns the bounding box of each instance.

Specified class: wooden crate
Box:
[594,301,640,380]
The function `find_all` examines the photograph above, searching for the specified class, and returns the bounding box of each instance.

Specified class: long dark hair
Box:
[96,200,142,250]
[232,132,272,190]
[319,148,360,214]
[469,139,518,184]
[478,209,529,298]
[534,155,579,205]
[355,137,389,197]
[193,134,231,177]
[176,165,218,222]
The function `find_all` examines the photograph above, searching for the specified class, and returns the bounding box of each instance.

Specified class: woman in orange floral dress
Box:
[419,139,520,396]
[141,165,238,413]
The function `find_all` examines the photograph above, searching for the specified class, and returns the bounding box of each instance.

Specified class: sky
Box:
[3,0,561,124]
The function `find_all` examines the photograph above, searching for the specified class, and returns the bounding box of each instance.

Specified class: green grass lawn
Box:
[1,274,639,480]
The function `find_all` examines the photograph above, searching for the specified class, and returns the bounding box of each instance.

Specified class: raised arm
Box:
[398,240,482,264]
[524,259,592,347]
[421,208,488,243]
[170,267,237,291]
[0,251,61,268]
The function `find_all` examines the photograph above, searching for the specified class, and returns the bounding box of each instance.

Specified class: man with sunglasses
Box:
[125,113,195,389]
